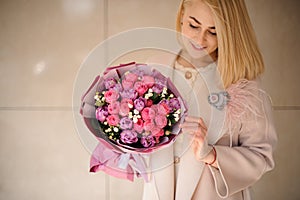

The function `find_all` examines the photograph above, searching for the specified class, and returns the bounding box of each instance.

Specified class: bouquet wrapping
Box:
[80,62,187,181]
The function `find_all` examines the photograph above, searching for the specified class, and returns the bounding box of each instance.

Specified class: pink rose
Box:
[108,101,120,115]
[106,115,120,126]
[119,98,133,116]
[122,79,134,90]
[146,99,153,107]
[104,90,119,103]
[141,107,156,120]
[125,72,138,82]
[155,114,167,128]
[134,81,148,96]
[142,75,155,87]
[151,127,164,143]
[158,103,170,115]
[144,119,155,131]
[133,118,144,133]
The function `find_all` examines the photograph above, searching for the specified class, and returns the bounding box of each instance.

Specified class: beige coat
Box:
[143,54,277,200]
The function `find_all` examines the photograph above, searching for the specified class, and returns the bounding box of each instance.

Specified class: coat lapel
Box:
[175,144,204,199]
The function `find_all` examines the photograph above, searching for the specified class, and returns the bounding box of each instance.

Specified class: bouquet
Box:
[80,62,187,181]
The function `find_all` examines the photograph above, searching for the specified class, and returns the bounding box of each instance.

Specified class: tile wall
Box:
[0,0,299,199]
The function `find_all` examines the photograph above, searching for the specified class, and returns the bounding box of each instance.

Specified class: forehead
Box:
[183,1,215,27]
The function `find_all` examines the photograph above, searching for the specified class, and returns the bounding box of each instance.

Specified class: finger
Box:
[180,122,199,128]
[185,116,201,123]
[185,116,207,130]
[181,126,198,134]
[198,118,207,130]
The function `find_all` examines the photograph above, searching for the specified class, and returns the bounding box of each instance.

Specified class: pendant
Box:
[185,71,192,79]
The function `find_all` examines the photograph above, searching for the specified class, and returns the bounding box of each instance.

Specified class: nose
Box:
[193,30,206,46]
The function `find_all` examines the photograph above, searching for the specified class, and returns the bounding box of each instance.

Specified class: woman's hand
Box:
[180,116,218,168]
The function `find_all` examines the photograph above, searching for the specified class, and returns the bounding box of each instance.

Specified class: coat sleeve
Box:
[209,88,278,198]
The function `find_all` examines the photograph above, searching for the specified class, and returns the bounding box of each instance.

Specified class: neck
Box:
[177,49,217,68]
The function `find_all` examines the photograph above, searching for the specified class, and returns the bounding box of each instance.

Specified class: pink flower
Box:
[144,119,155,131]
[124,72,138,82]
[155,114,168,128]
[133,118,144,133]
[119,98,133,116]
[141,107,156,121]
[122,79,134,90]
[142,75,155,88]
[106,115,120,126]
[146,99,153,107]
[95,107,108,122]
[104,90,119,103]
[151,127,164,138]
[140,135,156,148]
[158,103,170,115]
[151,127,164,143]
[108,101,120,115]
[134,81,148,96]
[120,130,138,144]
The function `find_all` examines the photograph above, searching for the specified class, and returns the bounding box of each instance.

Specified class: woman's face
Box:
[180,0,218,60]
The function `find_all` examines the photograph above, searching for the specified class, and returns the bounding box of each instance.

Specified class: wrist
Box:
[205,147,217,165]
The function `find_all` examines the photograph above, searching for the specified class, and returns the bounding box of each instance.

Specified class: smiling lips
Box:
[190,41,205,51]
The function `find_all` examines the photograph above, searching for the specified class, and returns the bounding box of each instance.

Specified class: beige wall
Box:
[0,0,299,199]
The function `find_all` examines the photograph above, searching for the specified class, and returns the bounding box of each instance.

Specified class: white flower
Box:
[133,117,138,123]
[113,127,119,132]
[148,88,153,93]
[128,103,133,108]
[170,94,174,98]
[162,87,168,94]
[128,112,133,118]
[175,109,181,114]
[104,121,108,125]
[134,109,139,115]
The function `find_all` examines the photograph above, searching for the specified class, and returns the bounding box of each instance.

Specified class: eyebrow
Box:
[189,16,215,29]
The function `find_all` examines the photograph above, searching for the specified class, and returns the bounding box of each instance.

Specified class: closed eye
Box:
[189,23,199,29]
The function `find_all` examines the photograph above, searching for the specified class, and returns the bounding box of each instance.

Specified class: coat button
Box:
[185,71,192,79]
[174,156,180,164]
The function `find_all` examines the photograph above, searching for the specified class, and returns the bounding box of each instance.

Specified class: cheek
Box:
[207,37,218,50]
[181,26,194,39]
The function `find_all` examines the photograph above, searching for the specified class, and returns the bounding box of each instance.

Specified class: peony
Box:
[107,101,120,115]
[169,98,181,110]
[106,115,120,126]
[158,102,170,115]
[120,130,138,144]
[134,97,145,111]
[104,90,119,103]
[122,79,134,90]
[119,98,133,116]
[140,135,156,148]
[119,117,133,130]
[104,77,117,90]
[134,81,148,96]
[120,89,138,100]
[124,72,138,82]
[155,114,167,129]
[95,107,108,122]
[142,75,155,88]
[141,107,156,121]
[143,119,155,131]
[133,118,144,133]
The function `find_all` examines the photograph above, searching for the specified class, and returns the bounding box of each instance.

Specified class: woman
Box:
[143,0,277,199]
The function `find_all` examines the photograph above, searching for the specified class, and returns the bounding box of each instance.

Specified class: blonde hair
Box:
[176,0,264,88]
